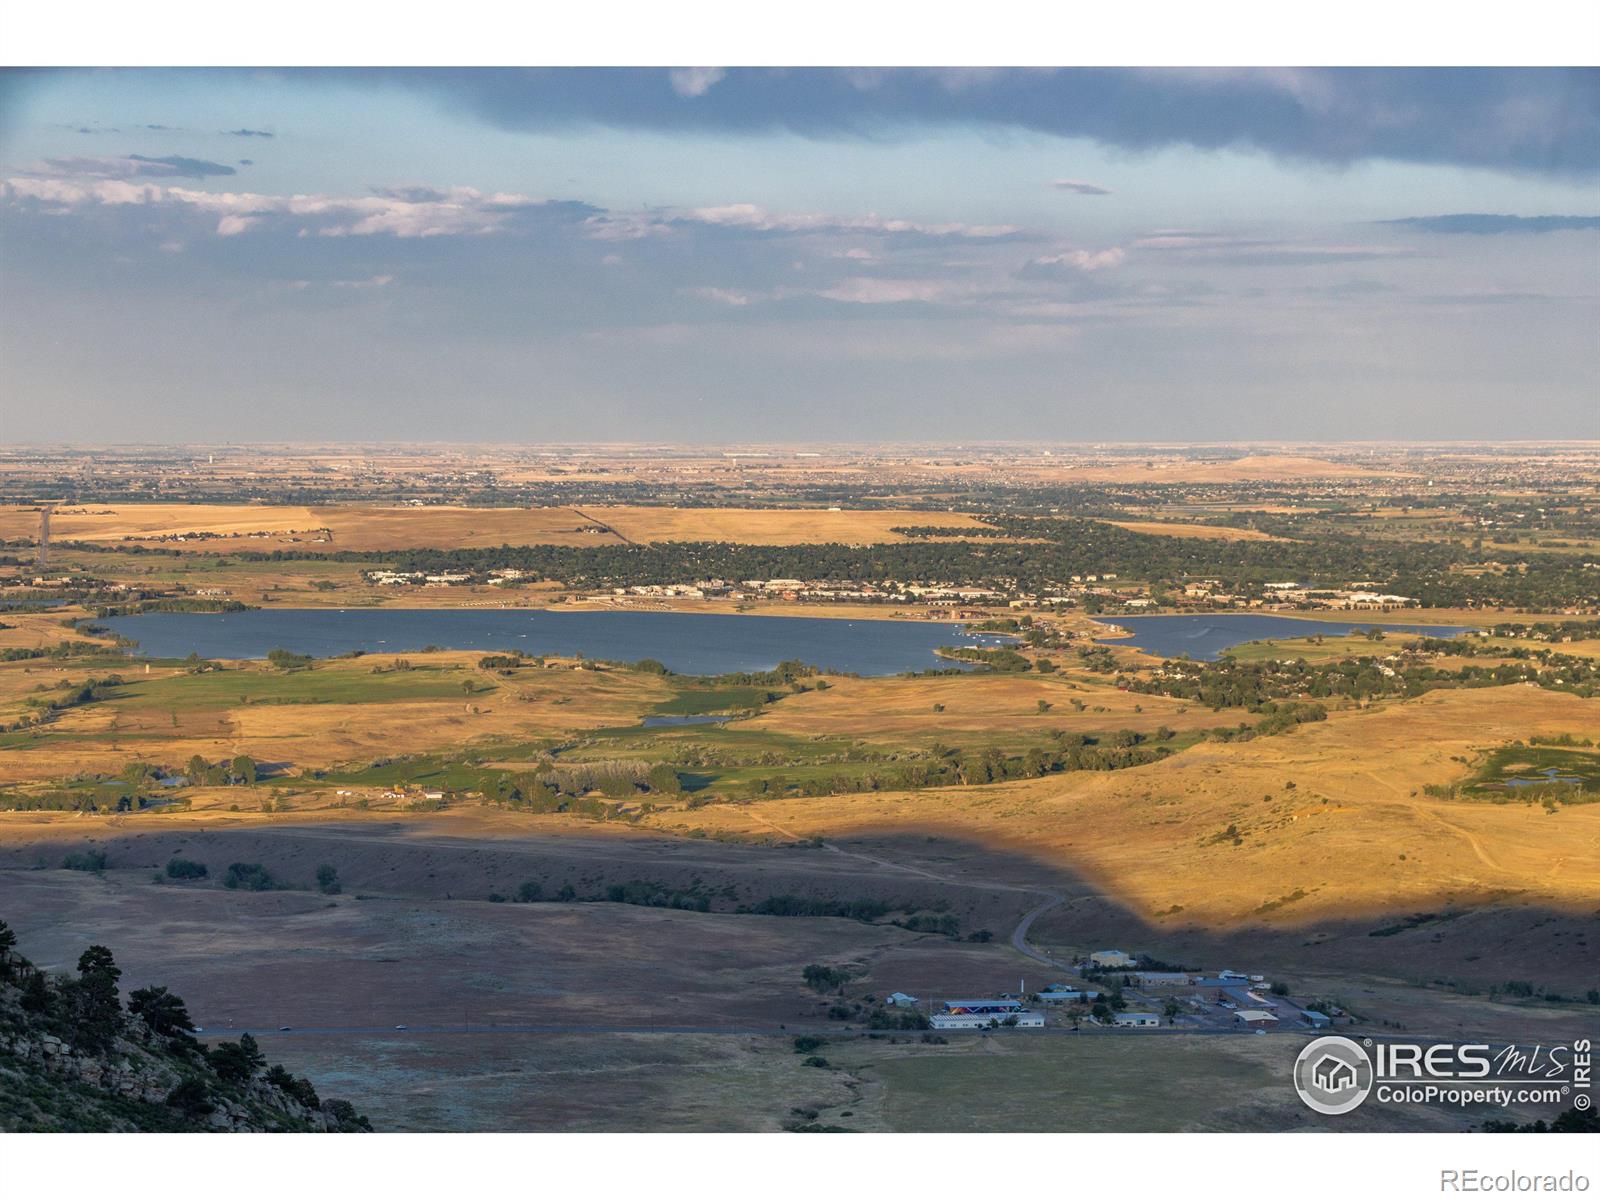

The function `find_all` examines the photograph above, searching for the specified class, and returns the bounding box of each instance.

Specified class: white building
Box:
[930,1010,1045,1030]
[1090,950,1136,969]
[1037,987,1101,1004]
[1113,1012,1161,1028]
[885,991,918,1008]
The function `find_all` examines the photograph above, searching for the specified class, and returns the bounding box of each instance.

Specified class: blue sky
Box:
[1,67,1596,442]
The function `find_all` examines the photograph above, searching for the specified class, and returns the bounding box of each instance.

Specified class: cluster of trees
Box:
[599,880,711,911]
[936,645,1035,672]
[750,895,890,921]
[0,641,110,663]
[0,920,369,1131]
[191,509,1596,610]
[1125,651,1600,707]
[802,963,857,993]
[180,754,259,786]
[1204,700,1328,743]
[89,597,252,618]
[8,675,124,731]
[482,760,684,811]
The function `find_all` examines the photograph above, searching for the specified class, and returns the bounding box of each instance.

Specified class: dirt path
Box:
[746,811,1079,972]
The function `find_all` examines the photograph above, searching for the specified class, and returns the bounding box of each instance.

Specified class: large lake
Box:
[100,608,1012,677]
[1094,614,1471,661]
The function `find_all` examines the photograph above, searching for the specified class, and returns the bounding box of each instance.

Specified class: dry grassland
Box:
[642,686,1600,928]
[1098,519,1289,542]
[0,502,997,552]
[0,654,673,785]
[745,673,1214,741]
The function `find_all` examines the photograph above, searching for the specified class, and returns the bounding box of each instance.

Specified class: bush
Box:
[516,880,543,903]
[315,863,341,895]
[803,963,855,992]
[63,849,108,872]
[166,858,207,880]
[792,1035,827,1053]
[223,862,275,891]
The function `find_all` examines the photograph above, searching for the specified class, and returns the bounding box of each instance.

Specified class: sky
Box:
[1,67,1596,443]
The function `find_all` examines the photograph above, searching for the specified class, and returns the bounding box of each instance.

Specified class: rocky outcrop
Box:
[0,924,370,1132]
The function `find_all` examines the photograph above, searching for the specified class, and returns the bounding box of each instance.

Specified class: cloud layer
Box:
[344,67,1600,177]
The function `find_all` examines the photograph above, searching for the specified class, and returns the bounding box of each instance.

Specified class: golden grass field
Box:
[1098,519,1289,542]
[744,672,1216,741]
[643,685,1600,929]
[0,502,997,551]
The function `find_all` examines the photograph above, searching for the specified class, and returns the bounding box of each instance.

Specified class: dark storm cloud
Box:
[1379,213,1600,234]
[329,66,1600,177]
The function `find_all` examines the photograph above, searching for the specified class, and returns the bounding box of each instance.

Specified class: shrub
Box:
[63,849,108,872]
[516,880,543,903]
[315,864,341,895]
[223,862,275,891]
[166,858,208,880]
[802,963,855,992]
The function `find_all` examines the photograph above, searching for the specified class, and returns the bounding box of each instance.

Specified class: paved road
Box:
[202,1021,1262,1039]
[1010,893,1073,970]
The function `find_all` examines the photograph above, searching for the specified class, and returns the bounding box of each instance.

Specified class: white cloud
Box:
[1030,247,1127,272]
[669,67,726,98]
[683,202,1020,240]
[683,286,755,306]
[2,176,541,238]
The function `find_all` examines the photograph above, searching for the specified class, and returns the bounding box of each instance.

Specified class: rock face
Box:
[0,939,371,1132]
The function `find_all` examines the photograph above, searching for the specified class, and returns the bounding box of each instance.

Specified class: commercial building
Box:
[930,1010,1045,1031]
[941,998,1024,1016]
[1132,972,1192,989]
[1090,950,1137,969]
[1038,986,1101,1004]
[1234,1010,1279,1026]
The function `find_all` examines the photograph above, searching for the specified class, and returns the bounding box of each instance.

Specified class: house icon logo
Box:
[1312,1054,1358,1093]
[1294,1036,1374,1115]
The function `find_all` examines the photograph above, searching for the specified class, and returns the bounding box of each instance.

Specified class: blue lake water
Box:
[100,608,994,677]
[1095,614,1472,661]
